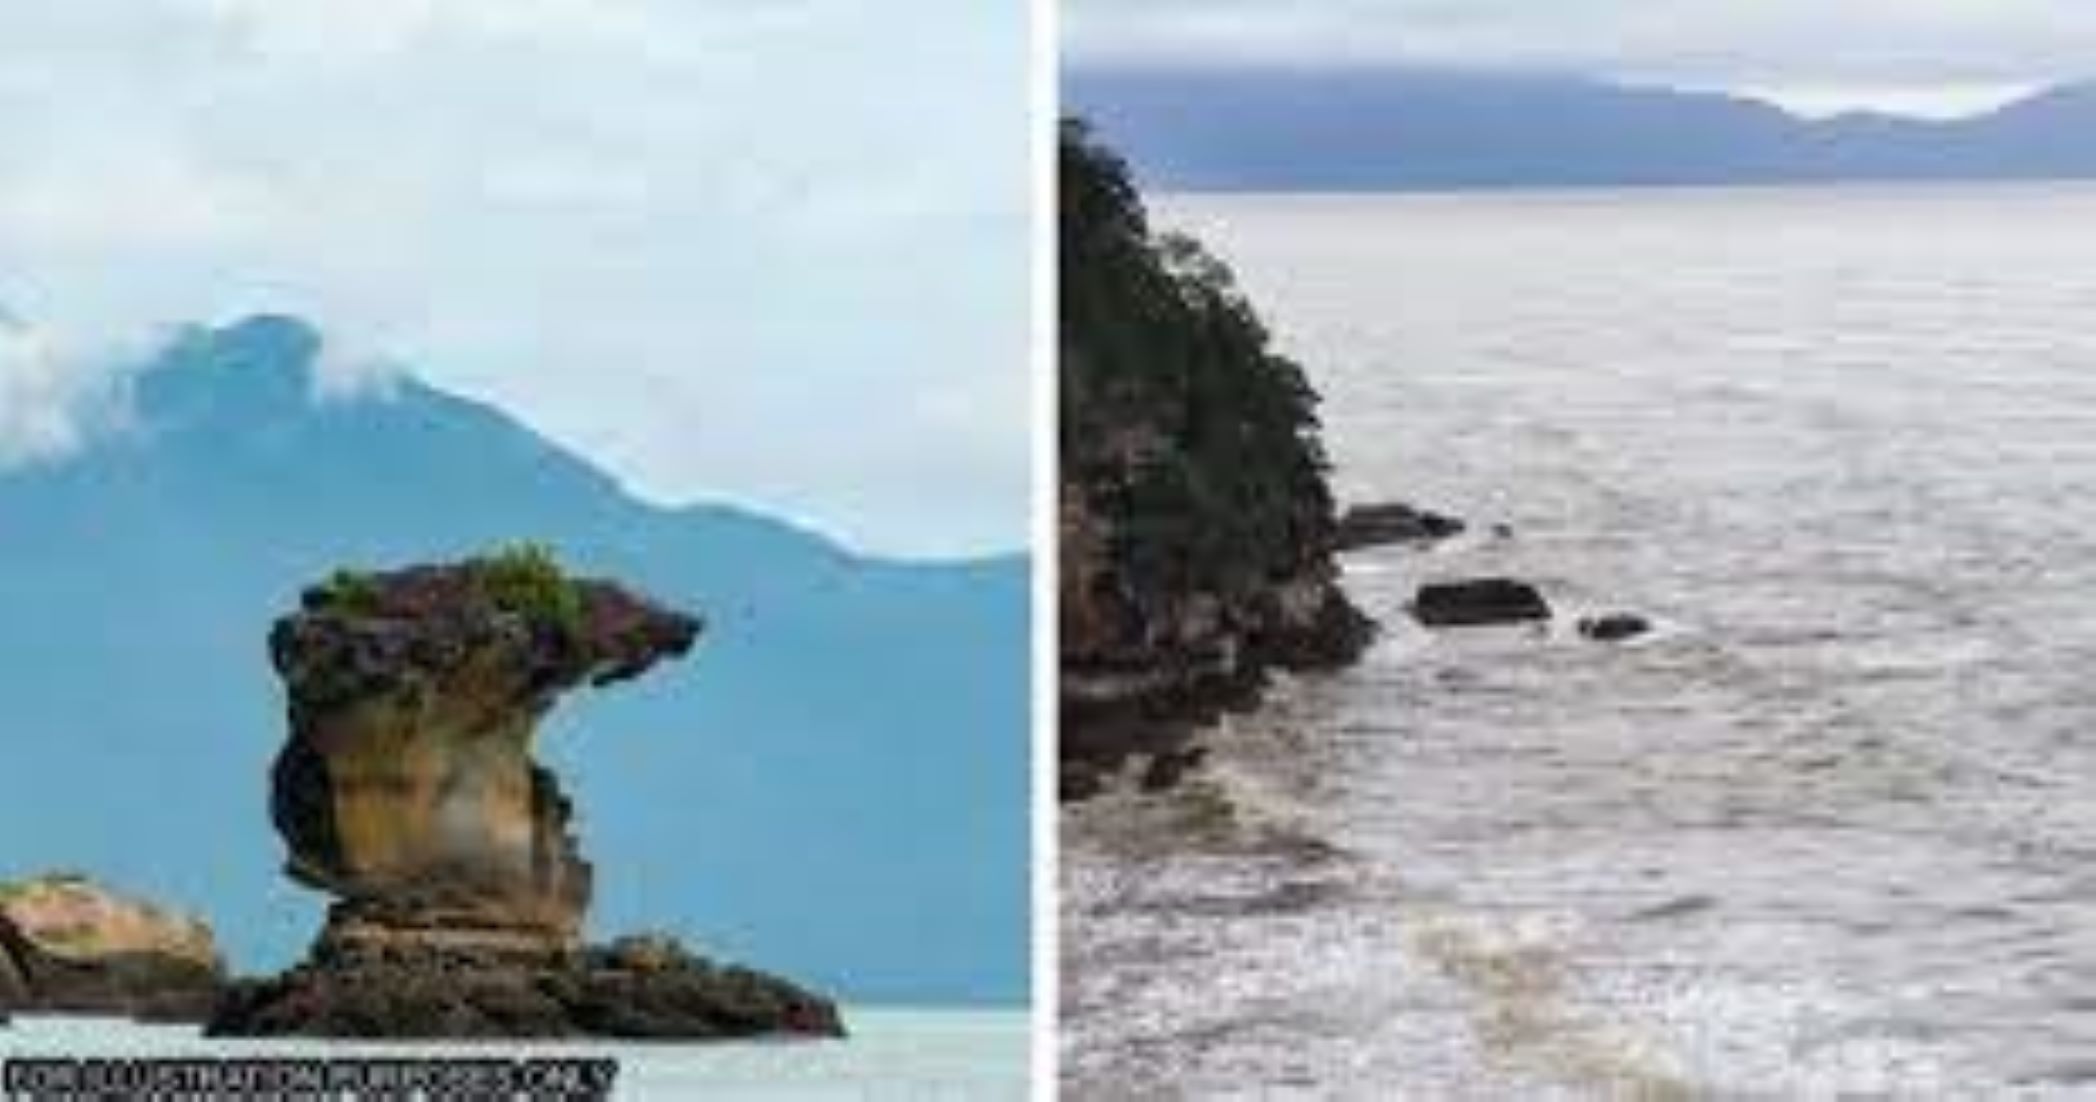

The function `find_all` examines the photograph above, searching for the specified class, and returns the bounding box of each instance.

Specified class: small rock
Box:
[1060,762,1106,803]
[1628,894,1718,922]
[1139,747,1208,793]
[1334,502,1465,551]
[1578,613,1652,642]
[1411,579,1551,627]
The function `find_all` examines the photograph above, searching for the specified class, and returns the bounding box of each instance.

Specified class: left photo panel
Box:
[0,3,1034,1098]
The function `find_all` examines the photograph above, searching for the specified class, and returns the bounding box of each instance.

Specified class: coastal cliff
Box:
[1060,122,1372,796]
[209,548,842,1039]
[0,873,224,1022]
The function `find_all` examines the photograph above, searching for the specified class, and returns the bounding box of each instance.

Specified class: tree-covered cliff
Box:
[1060,120,1370,786]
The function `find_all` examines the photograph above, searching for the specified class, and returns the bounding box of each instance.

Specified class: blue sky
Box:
[1065,1,2096,117]
[0,0,1030,558]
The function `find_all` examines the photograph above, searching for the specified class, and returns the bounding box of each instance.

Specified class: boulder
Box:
[1578,613,1653,642]
[1334,502,1466,551]
[0,873,225,1022]
[1411,579,1552,627]
[209,548,842,1040]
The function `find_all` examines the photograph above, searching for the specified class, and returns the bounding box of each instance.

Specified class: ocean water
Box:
[0,1008,1028,1099]
[1064,185,2096,1098]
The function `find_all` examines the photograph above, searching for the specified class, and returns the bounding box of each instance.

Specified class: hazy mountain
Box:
[1066,67,2096,191]
[0,315,1028,1004]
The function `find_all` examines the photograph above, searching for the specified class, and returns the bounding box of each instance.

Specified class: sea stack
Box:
[208,546,842,1039]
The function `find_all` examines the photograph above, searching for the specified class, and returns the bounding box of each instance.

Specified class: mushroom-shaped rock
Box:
[210,548,840,1040]
[266,549,700,950]
[0,873,225,1022]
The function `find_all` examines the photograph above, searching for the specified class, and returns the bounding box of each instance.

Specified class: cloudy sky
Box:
[0,0,1029,558]
[1065,1,2096,117]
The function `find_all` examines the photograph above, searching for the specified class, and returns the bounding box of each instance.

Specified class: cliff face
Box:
[0,873,225,1021]
[1060,121,1372,790]
[211,548,841,1039]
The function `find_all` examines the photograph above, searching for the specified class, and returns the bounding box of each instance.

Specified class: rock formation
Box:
[0,873,224,1022]
[208,547,842,1039]
[1060,120,1374,798]
[1411,579,1553,627]
[1578,612,1653,642]
[1334,502,1466,551]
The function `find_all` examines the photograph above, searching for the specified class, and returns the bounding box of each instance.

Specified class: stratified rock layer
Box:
[209,552,842,1039]
[0,873,225,1022]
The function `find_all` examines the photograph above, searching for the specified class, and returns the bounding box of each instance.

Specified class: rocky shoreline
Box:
[1059,122,1375,799]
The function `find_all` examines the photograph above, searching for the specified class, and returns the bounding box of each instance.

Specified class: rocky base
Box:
[207,935,842,1041]
[1060,579,1374,802]
[0,874,224,1024]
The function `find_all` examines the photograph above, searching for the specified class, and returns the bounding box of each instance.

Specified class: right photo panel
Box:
[1060,4,2096,1097]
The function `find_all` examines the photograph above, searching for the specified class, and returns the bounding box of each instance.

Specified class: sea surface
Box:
[1064,185,2096,1098]
[0,1008,1028,1099]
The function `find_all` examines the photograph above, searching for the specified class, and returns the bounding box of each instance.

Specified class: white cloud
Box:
[1065,1,2096,112]
[0,0,1029,556]
[0,319,132,465]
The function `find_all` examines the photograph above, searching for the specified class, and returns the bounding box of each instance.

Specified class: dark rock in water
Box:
[0,873,225,1023]
[1139,747,1209,793]
[211,549,841,1040]
[1411,579,1552,627]
[1334,502,1466,551]
[209,933,840,1040]
[1578,613,1653,642]
[1060,762,1106,803]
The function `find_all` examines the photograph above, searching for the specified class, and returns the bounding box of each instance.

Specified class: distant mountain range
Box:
[0,316,1028,1004]
[1067,67,2096,191]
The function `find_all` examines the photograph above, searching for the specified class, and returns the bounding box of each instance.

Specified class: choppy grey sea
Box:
[1065,185,2096,1098]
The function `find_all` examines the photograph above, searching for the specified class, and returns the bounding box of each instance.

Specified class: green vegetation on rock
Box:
[472,542,585,636]
[1061,119,1343,624]
[313,569,380,614]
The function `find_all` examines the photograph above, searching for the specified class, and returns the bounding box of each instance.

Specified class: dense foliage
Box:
[1060,120,1340,631]
[310,544,584,637]
[472,542,585,636]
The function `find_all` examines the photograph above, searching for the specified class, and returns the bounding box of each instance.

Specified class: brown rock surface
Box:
[0,873,224,1021]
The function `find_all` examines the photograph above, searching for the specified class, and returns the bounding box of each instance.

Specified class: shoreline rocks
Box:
[1578,612,1654,642]
[209,548,843,1040]
[0,873,224,1023]
[1334,502,1465,551]
[1411,578,1553,627]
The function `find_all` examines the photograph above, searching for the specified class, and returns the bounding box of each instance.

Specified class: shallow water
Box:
[1064,185,2096,1098]
[0,1008,1028,1099]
